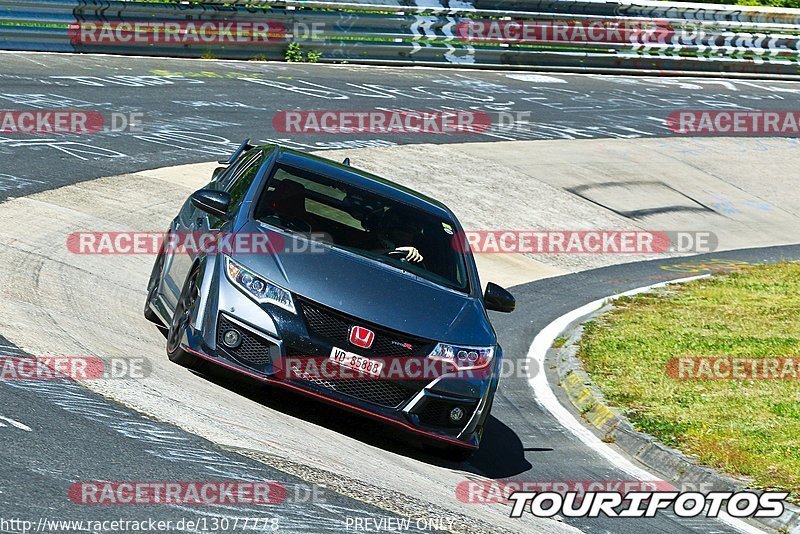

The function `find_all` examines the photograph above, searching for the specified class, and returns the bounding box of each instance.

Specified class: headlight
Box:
[224,256,296,314]
[428,343,495,371]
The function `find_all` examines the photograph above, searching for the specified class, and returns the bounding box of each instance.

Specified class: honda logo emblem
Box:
[349,326,375,349]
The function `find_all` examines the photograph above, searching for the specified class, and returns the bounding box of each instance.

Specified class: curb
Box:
[549,299,800,534]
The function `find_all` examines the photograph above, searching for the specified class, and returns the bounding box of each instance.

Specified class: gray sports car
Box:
[144,140,515,457]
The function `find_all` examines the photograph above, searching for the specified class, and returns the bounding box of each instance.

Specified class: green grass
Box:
[712,0,800,7]
[577,262,800,500]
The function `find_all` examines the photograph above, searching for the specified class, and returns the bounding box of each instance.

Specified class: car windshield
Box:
[254,164,469,292]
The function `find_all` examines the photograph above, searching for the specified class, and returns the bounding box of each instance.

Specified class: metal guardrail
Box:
[0,0,77,52]
[1,0,799,77]
[175,0,800,25]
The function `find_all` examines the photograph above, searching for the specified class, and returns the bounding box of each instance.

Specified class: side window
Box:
[226,152,264,210]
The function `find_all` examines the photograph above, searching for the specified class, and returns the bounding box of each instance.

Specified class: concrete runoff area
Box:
[0,137,797,531]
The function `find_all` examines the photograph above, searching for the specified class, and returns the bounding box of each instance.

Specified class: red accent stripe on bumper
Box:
[183,346,478,450]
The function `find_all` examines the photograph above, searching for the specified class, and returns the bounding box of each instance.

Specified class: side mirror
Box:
[191,189,230,219]
[484,282,515,313]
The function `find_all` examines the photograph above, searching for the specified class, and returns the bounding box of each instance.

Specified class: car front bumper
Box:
[176,257,499,450]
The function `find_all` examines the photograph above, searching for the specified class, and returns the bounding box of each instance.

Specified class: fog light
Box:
[449,406,465,423]
[223,329,241,348]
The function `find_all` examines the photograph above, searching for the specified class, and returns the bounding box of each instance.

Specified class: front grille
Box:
[284,343,310,358]
[416,397,477,428]
[297,376,414,409]
[298,298,432,358]
[216,315,273,368]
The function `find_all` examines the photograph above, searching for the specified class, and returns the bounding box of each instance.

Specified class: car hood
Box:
[231,222,495,345]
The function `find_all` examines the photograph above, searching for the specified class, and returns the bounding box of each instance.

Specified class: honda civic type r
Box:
[144,140,515,455]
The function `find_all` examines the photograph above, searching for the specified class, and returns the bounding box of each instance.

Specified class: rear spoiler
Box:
[218,138,253,165]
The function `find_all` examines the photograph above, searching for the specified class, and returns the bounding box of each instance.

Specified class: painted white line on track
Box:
[0,415,32,431]
[525,274,765,534]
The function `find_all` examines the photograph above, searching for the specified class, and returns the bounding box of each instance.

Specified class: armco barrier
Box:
[1,0,799,77]
[172,0,800,25]
[0,0,77,52]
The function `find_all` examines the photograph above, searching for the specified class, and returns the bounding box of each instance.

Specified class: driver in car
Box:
[368,207,424,263]
[259,179,314,232]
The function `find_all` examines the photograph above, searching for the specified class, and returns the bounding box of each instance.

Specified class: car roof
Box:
[258,145,456,220]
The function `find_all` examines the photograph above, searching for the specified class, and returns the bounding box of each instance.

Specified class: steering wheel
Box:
[386,249,426,269]
[387,249,409,262]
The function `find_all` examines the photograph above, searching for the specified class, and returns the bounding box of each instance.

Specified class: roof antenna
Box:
[342,157,351,166]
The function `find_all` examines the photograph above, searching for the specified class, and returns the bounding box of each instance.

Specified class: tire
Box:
[166,265,203,370]
[144,245,167,329]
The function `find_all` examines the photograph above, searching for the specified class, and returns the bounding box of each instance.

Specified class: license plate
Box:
[329,347,384,377]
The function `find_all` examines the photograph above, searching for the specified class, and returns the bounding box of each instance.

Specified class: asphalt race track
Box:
[0,341,434,533]
[2,51,800,200]
[1,51,799,534]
